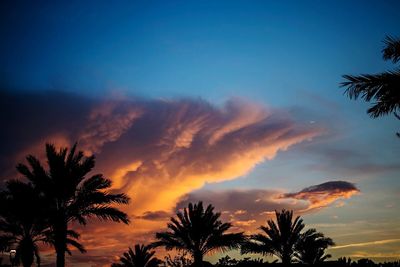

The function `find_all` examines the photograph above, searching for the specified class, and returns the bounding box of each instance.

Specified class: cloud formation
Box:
[93,98,320,217]
[0,89,323,265]
[1,90,320,209]
[281,181,360,211]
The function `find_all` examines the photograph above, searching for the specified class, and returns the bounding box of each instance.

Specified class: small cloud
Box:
[234,210,247,215]
[281,181,360,211]
[134,210,172,221]
[234,220,257,227]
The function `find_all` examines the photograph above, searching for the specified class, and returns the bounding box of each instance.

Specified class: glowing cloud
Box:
[0,90,322,265]
[281,181,360,211]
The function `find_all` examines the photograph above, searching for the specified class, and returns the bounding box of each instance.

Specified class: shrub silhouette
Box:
[164,251,193,267]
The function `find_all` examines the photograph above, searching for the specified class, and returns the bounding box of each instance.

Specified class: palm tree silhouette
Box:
[16,143,130,267]
[153,202,245,267]
[341,36,400,137]
[111,244,162,267]
[241,210,304,265]
[294,228,335,265]
[0,180,46,267]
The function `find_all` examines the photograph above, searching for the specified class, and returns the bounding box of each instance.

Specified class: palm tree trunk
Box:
[281,254,291,265]
[54,219,67,267]
[193,251,203,267]
[55,246,65,267]
[20,237,34,267]
[21,254,34,267]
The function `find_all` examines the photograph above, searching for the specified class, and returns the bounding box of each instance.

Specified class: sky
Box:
[1,1,400,266]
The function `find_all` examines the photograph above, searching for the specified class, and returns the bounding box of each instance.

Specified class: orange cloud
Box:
[81,98,321,218]
[0,91,322,265]
[281,181,360,211]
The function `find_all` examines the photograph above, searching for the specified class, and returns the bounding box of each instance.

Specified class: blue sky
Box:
[2,1,400,101]
[1,0,400,264]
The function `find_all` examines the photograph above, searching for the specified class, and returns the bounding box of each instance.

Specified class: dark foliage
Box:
[241,210,305,264]
[294,228,335,264]
[111,244,162,267]
[164,252,193,267]
[341,35,400,137]
[153,202,245,267]
[0,181,46,267]
[16,143,130,267]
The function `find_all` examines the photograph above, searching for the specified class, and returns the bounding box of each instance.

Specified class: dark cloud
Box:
[0,90,95,180]
[135,210,172,221]
[285,181,358,195]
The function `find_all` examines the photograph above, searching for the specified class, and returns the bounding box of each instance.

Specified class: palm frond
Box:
[383,36,400,63]
[341,70,400,117]
[112,244,162,267]
[66,238,86,254]
[82,206,130,224]
[154,201,243,264]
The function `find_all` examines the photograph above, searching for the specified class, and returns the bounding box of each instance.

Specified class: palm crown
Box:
[153,202,245,267]
[15,143,130,267]
[294,228,335,264]
[341,35,400,137]
[0,180,46,267]
[241,209,304,264]
[112,244,162,267]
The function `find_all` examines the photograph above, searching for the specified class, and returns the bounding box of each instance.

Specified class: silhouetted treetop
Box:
[341,35,400,137]
[153,201,245,267]
[15,143,130,267]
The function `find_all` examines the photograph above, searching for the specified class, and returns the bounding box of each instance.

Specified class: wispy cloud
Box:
[332,239,400,249]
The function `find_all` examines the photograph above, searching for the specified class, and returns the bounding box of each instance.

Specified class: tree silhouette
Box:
[16,143,130,267]
[341,35,400,137]
[241,210,304,264]
[164,252,193,267]
[111,244,162,267]
[294,228,335,265]
[153,202,245,267]
[0,180,46,267]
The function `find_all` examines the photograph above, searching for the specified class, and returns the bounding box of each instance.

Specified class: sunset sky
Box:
[1,1,400,266]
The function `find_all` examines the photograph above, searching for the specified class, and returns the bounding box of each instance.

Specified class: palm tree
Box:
[241,209,304,265]
[294,228,335,265]
[16,143,130,267]
[341,35,400,137]
[111,244,162,267]
[0,180,45,267]
[153,202,245,267]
